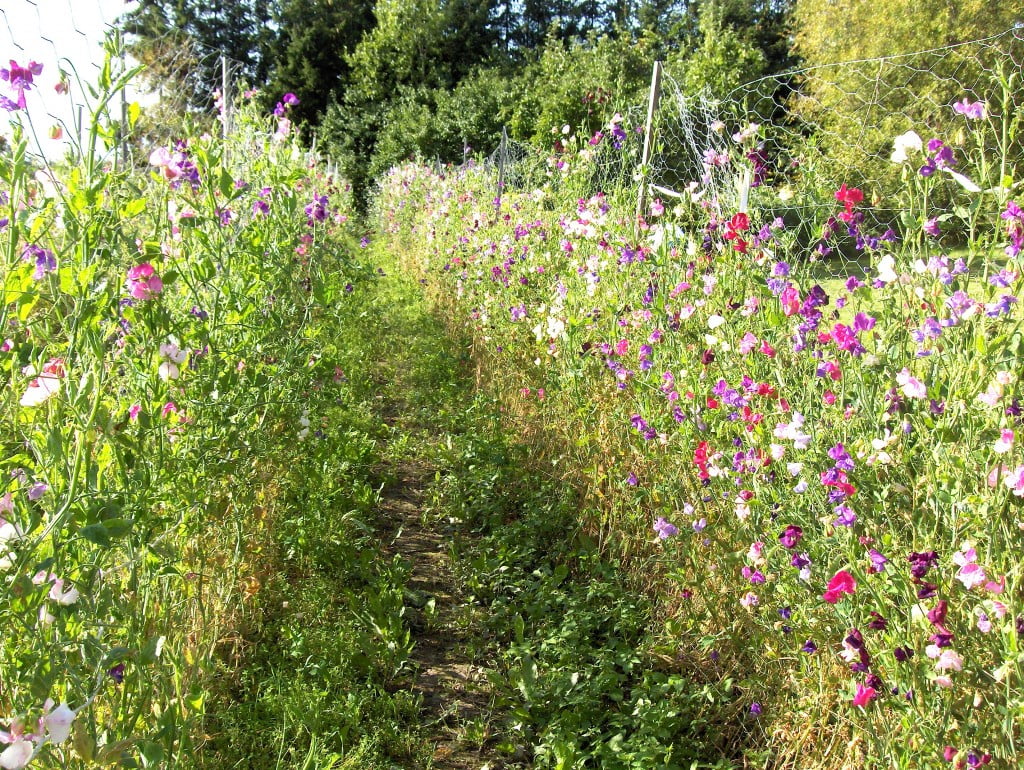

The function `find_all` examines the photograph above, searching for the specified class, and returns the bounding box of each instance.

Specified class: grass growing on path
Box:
[201,248,741,769]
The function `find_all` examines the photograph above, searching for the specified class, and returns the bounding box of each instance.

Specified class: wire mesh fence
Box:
[647,24,1024,274]
[472,24,1024,279]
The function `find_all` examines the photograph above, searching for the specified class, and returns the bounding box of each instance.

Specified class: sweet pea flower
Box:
[851,682,876,707]
[653,517,678,539]
[934,648,963,672]
[823,570,856,604]
[0,59,43,111]
[953,98,986,119]
[20,359,64,408]
[993,429,1014,454]
[896,368,927,399]
[890,130,922,163]
[127,263,163,300]
[47,577,79,605]
[0,738,34,770]
[43,701,75,745]
[876,254,898,283]
[148,146,183,180]
[1002,465,1024,496]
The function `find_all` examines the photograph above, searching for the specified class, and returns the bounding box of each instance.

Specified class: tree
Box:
[793,0,1019,65]
[262,0,375,129]
[119,1,277,110]
[323,0,502,201]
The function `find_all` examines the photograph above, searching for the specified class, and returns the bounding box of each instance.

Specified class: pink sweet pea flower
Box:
[851,682,876,707]
[779,286,800,316]
[1002,465,1024,496]
[148,147,183,180]
[822,570,856,604]
[127,263,163,300]
[993,429,1014,454]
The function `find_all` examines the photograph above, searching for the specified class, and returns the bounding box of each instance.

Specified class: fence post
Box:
[636,60,663,232]
[496,126,508,208]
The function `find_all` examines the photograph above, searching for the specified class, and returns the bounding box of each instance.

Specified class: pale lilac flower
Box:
[653,517,678,539]
[953,98,987,119]
[934,648,963,672]
[896,368,927,399]
[0,739,34,770]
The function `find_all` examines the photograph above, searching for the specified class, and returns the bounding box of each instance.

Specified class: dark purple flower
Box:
[908,551,939,579]
[801,639,817,654]
[893,646,913,662]
[917,581,938,599]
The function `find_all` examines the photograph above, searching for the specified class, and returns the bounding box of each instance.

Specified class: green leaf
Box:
[121,198,147,218]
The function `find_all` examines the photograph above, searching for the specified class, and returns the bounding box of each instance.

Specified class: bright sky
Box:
[0,0,135,159]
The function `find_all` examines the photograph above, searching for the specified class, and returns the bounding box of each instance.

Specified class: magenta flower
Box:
[0,59,43,111]
[779,525,803,549]
[822,570,856,604]
[127,263,164,300]
[851,682,876,707]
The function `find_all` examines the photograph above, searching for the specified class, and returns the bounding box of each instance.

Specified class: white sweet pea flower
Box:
[876,254,898,283]
[890,130,922,163]
[158,362,180,381]
[48,579,80,606]
[43,702,76,745]
[0,740,34,770]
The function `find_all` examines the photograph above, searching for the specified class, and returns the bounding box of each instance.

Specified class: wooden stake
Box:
[636,60,663,231]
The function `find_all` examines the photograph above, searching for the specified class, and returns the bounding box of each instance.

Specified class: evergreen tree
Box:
[119,1,276,109]
[263,0,375,128]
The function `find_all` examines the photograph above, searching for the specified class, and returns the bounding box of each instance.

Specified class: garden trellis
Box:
[479,24,1024,277]
[651,24,1024,274]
